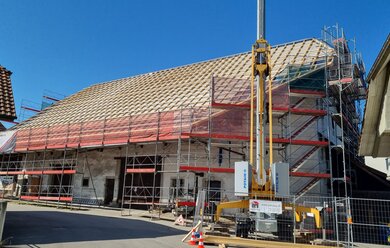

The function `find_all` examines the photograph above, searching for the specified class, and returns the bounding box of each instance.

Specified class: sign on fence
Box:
[0,176,13,185]
[249,199,282,214]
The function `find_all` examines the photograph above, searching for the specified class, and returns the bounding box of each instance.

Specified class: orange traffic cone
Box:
[188,228,197,246]
[197,232,204,248]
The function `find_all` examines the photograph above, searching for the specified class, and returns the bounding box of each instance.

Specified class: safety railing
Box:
[119,187,390,247]
[0,159,77,174]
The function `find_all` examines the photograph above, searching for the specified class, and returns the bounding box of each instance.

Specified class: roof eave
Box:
[367,33,390,82]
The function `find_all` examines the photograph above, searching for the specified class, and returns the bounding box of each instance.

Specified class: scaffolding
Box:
[0,30,367,223]
[114,28,366,216]
[0,148,102,207]
[321,24,367,246]
[323,25,366,197]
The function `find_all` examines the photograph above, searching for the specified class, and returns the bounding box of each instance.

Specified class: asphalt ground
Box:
[2,202,208,248]
[2,202,386,248]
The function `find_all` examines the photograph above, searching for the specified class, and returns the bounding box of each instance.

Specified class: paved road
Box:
[3,203,201,248]
[3,203,387,248]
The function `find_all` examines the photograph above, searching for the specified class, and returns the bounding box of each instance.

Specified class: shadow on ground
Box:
[3,210,186,246]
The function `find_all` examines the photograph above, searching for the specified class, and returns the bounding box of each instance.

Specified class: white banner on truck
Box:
[234,161,252,196]
[249,199,282,214]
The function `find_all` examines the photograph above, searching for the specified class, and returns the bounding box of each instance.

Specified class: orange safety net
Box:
[15,112,182,151]
[15,77,291,151]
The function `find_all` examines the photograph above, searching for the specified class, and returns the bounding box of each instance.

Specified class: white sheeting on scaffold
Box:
[0,130,16,153]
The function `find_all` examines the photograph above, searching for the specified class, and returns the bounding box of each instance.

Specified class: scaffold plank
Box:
[20,196,73,202]
[0,171,21,175]
[273,107,327,116]
[290,172,331,178]
[212,102,326,116]
[290,89,325,97]
[0,169,76,175]
[182,133,328,146]
[181,132,249,141]
[126,168,156,173]
[177,201,209,207]
[211,102,251,109]
[267,138,328,147]
[28,145,47,151]
[179,165,234,173]
[43,169,76,175]
[329,77,353,85]
[46,144,68,149]
[179,166,330,178]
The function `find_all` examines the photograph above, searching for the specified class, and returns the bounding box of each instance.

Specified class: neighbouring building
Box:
[358,34,390,191]
[0,66,17,122]
[360,34,390,158]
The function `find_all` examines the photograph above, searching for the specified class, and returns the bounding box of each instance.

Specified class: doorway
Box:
[29,176,41,196]
[104,178,115,205]
[208,180,221,202]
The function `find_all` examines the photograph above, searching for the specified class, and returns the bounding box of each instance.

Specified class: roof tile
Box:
[0,66,17,121]
[15,38,331,129]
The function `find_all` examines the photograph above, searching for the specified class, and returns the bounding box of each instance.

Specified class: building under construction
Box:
[0,26,386,211]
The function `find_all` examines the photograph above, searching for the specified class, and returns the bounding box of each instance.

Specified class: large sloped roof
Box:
[0,66,17,121]
[14,38,331,130]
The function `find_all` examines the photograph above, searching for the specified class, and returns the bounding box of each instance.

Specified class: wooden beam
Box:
[203,235,330,248]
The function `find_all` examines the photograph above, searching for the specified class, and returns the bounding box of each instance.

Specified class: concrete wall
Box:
[11,96,335,204]
[72,148,122,204]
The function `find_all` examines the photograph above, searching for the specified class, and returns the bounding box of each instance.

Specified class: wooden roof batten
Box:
[9,39,331,149]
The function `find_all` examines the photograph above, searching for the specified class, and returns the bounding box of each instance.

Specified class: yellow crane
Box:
[214,0,274,217]
[214,0,322,231]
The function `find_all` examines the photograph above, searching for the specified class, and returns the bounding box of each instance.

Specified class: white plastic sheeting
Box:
[0,130,16,153]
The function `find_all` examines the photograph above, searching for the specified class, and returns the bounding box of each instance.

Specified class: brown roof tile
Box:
[0,66,17,121]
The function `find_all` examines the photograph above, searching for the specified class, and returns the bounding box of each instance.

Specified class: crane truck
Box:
[212,0,324,241]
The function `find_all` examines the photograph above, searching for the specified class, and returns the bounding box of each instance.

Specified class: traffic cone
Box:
[197,232,204,248]
[188,228,197,246]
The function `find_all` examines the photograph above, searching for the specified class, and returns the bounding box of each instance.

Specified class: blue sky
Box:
[0,0,389,125]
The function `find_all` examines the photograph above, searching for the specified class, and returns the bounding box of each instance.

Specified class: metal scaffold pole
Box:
[257,0,265,39]
[255,0,265,185]
[253,0,272,187]
[85,154,99,207]
[120,116,131,215]
[175,106,183,218]
[57,148,67,207]
[151,112,161,218]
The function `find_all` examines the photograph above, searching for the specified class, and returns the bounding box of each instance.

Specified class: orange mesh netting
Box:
[15,77,290,151]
